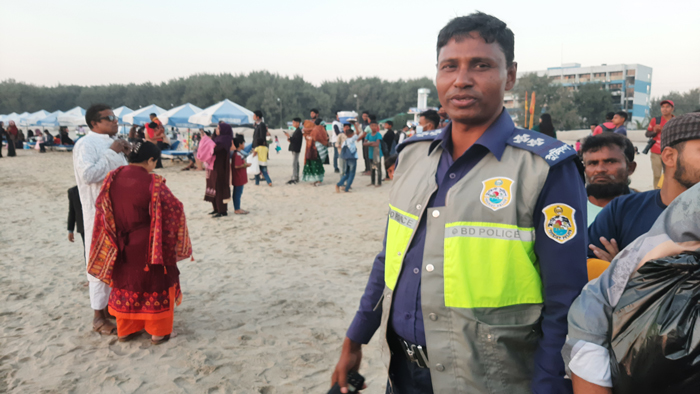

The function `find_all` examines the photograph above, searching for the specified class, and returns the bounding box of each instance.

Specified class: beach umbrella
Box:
[157,103,202,128]
[113,106,134,124]
[188,99,254,126]
[36,110,64,126]
[20,110,51,126]
[57,107,87,126]
[122,104,166,126]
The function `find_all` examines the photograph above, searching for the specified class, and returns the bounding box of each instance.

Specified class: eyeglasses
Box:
[98,115,119,122]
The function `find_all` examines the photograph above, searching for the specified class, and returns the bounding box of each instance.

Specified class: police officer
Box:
[331,12,588,394]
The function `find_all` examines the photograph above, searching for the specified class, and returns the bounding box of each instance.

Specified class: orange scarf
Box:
[88,167,192,285]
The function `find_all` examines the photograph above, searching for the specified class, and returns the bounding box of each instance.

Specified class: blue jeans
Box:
[333,146,339,171]
[242,143,253,157]
[255,165,272,185]
[233,185,244,210]
[336,159,356,192]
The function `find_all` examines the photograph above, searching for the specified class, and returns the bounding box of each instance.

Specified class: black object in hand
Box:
[642,138,656,154]
[328,371,365,394]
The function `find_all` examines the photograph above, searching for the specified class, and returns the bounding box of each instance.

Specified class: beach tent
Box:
[188,99,254,126]
[19,110,51,126]
[122,104,166,125]
[36,110,64,126]
[57,107,87,126]
[4,112,30,124]
[113,106,134,124]
[157,103,202,128]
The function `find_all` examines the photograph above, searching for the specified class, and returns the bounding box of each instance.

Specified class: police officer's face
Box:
[436,33,516,126]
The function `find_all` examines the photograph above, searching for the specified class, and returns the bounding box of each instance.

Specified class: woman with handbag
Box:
[302,119,328,186]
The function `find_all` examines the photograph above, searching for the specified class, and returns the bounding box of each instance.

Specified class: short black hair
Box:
[149,113,157,118]
[437,12,515,67]
[314,118,323,126]
[368,114,377,122]
[385,120,394,126]
[385,154,398,169]
[343,123,351,128]
[85,104,112,130]
[615,111,628,121]
[310,108,319,115]
[254,110,264,119]
[292,117,302,123]
[256,138,266,146]
[362,111,370,115]
[605,112,615,121]
[233,136,245,149]
[581,133,635,163]
[128,141,161,164]
[420,110,440,128]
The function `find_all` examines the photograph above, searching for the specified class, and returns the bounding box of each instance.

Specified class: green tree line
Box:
[0,72,440,127]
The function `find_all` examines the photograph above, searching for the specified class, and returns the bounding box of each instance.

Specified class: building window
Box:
[647,86,650,93]
[579,74,591,82]
[563,74,576,81]
[610,71,623,79]
[626,69,636,76]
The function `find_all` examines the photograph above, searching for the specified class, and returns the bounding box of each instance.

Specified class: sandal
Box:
[118,331,142,342]
[151,334,171,345]
[93,320,117,336]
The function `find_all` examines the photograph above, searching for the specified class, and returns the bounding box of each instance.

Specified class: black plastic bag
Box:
[610,252,700,393]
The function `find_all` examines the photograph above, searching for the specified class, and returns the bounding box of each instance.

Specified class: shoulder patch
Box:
[542,203,577,244]
[506,129,575,166]
[396,128,443,154]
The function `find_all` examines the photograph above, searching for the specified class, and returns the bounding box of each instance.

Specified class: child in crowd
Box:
[231,137,250,214]
[274,136,281,154]
[252,138,272,187]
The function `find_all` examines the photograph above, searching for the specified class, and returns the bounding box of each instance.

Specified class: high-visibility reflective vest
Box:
[379,131,574,394]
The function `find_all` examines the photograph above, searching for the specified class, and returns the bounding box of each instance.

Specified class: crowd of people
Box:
[6,10,699,394]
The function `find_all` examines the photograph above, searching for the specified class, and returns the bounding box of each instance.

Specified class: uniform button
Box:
[429,313,438,321]
[435,363,445,372]
[397,252,402,256]
[413,268,419,274]
[404,313,411,320]
[416,204,422,210]
[449,173,456,179]
[426,264,434,272]
[386,294,391,299]
[432,210,440,218]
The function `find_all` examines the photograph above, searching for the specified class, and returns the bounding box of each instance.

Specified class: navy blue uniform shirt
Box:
[588,189,666,258]
[346,110,588,394]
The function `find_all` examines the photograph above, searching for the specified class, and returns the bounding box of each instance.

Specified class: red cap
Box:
[660,100,674,107]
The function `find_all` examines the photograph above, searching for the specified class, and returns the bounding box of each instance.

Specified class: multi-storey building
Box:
[505,63,653,125]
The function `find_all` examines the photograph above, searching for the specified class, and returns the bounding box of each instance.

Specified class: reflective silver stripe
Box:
[444,225,534,242]
[388,209,418,229]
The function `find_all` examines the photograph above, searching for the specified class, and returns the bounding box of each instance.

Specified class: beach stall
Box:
[122,104,166,126]
[5,112,30,124]
[188,99,254,126]
[57,107,87,126]
[157,103,202,128]
[113,106,134,134]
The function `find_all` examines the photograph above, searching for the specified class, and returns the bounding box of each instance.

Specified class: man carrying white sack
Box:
[73,103,130,336]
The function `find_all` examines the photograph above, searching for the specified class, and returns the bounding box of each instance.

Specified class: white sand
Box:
[0,128,656,393]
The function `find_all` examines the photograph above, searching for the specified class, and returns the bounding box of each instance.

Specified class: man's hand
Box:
[68,233,74,243]
[331,337,366,393]
[110,139,131,155]
[572,373,612,394]
[589,237,620,262]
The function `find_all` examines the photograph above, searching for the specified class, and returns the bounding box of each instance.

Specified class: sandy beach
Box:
[0,128,655,393]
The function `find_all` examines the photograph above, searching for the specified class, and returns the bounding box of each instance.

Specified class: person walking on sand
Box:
[73,103,130,336]
[302,119,328,186]
[88,141,192,345]
[284,118,304,184]
[204,122,232,218]
[252,138,273,187]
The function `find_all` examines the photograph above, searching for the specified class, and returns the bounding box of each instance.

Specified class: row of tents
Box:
[0,99,255,129]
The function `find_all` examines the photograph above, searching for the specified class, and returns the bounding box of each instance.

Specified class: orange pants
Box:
[109,285,178,337]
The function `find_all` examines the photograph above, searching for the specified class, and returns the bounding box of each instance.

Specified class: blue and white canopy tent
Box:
[36,110,64,126]
[113,106,134,134]
[20,110,51,127]
[122,104,166,126]
[4,112,30,124]
[157,103,202,128]
[57,107,87,126]
[188,99,254,126]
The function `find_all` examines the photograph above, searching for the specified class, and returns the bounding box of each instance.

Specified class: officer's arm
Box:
[346,225,387,344]
[532,159,589,394]
[587,201,619,259]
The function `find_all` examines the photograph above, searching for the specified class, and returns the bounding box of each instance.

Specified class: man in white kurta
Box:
[73,105,130,335]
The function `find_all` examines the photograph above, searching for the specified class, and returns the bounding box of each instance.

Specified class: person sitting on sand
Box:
[88,141,192,345]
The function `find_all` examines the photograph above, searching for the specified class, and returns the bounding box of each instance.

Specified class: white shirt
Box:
[73,132,128,269]
[331,120,342,144]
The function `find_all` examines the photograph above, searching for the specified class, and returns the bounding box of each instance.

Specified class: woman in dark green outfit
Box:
[302,119,328,186]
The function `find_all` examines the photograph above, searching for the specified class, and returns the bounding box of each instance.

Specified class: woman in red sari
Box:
[88,141,192,344]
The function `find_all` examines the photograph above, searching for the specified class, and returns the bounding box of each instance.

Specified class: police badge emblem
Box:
[480,177,514,211]
[542,204,577,244]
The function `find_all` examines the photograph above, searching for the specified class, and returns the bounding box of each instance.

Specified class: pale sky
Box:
[1,0,699,99]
